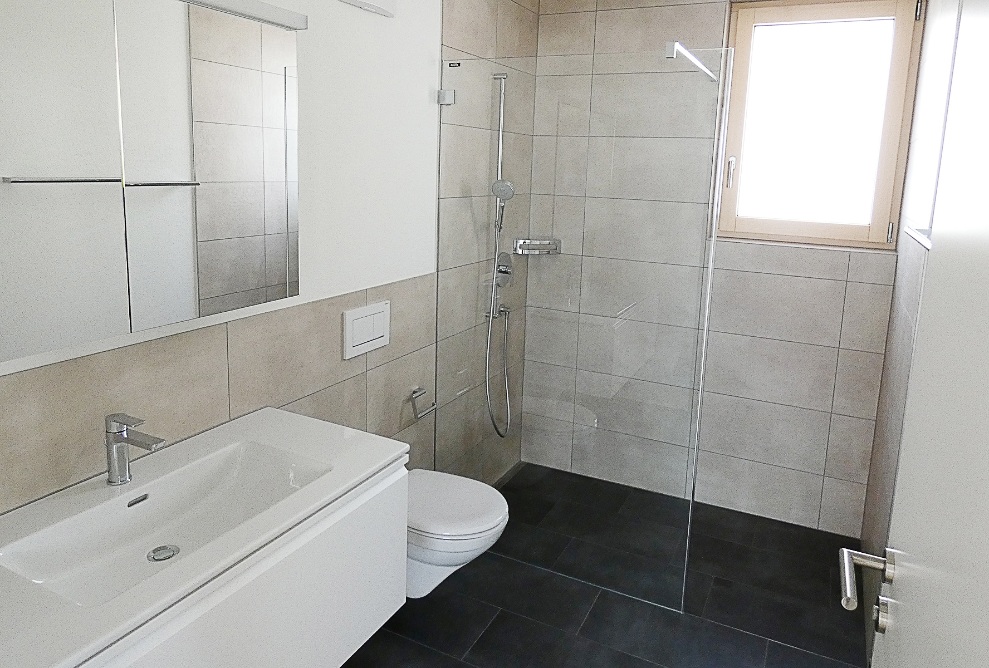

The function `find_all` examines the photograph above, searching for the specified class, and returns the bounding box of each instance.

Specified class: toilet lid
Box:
[408,469,509,537]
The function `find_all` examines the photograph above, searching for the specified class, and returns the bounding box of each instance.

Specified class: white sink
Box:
[0,440,330,606]
[0,408,409,668]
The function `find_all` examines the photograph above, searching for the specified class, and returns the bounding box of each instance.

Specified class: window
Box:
[719,0,920,247]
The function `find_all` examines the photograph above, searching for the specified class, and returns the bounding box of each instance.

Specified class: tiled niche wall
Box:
[0,274,436,516]
[520,0,727,496]
[435,0,537,482]
[697,241,895,537]
[190,6,300,317]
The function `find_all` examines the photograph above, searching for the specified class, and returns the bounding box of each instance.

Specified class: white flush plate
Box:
[343,301,390,359]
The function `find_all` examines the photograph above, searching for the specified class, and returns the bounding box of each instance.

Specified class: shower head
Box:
[491,179,516,201]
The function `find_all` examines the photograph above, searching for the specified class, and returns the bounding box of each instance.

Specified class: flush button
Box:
[147,545,180,562]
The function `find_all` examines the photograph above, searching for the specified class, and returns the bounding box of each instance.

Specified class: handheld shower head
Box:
[491,179,516,201]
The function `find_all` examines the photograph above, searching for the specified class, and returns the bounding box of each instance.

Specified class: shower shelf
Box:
[513,238,561,255]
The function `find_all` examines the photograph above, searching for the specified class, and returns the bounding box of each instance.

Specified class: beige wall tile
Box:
[583,198,707,266]
[819,477,866,537]
[599,0,725,8]
[192,59,262,127]
[521,413,574,470]
[440,124,494,198]
[435,384,487,471]
[395,413,436,471]
[714,240,849,280]
[441,57,497,130]
[542,0,594,12]
[189,4,261,70]
[580,257,702,328]
[705,332,838,412]
[834,349,884,419]
[193,122,264,182]
[436,324,487,405]
[537,54,594,75]
[502,131,534,194]
[525,307,579,366]
[534,75,592,136]
[573,424,688,496]
[264,181,288,234]
[538,12,596,56]
[367,273,438,368]
[444,0,499,57]
[585,136,713,202]
[577,314,697,388]
[530,195,585,255]
[438,262,485,340]
[575,369,693,446]
[840,282,893,353]
[0,326,229,513]
[594,4,727,54]
[281,374,368,431]
[198,237,266,299]
[264,233,288,287]
[589,72,719,139]
[847,251,897,285]
[700,392,830,473]
[497,0,538,58]
[227,291,367,416]
[439,197,493,271]
[709,270,846,347]
[826,414,875,484]
[261,24,297,75]
[523,360,576,421]
[695,451,824,528]
[367,345,436,438]
[504,70,536,135]
[196,183,265,241]
[526,253,582,311]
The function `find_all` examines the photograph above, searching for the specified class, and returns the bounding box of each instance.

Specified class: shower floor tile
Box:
[344,464,868,668]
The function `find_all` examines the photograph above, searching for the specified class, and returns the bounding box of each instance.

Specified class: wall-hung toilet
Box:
[406,469,509,598]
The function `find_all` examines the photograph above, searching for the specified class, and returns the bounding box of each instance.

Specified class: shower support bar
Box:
[666,41,718,81]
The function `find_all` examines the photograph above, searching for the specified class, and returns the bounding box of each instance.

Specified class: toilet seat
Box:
[408,469,509,539]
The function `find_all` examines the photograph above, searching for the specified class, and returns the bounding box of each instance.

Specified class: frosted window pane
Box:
[736,19,895,226]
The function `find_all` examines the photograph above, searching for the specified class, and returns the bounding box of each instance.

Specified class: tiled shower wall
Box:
[190,6,300,317]
[0,274,436,515]
[518,0,897,537]
[434,0,537,482]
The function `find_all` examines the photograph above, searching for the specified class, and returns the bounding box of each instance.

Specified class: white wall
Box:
[280,0,442,298]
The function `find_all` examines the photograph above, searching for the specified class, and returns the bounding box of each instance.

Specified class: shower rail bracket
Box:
[513,238,561,255]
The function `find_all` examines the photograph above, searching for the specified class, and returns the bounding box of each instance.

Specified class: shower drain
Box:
[147,545,180,562]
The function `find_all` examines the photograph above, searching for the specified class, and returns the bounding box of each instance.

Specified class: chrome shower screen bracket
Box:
[666,41,718,81]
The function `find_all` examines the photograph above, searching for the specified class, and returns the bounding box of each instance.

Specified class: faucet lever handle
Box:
[105,413,145,433]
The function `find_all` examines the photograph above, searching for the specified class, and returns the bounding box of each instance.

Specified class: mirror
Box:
[0,0,302,364]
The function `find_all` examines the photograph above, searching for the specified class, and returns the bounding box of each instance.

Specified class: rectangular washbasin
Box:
[0,439,330,607]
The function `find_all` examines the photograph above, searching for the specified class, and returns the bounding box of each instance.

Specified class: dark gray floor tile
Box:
[343,630,468,667]
[553,538,686,609]
[465,608,659,668]
[684,570,713,616]
[491,519,573,569]
[574,512,686,562]
[579,590,767,668]
[538,499,618,537]
[619,489,690,529]
[765,642,860,667]
[440,552,601,633]
[703,578,867,667]
[690,503,759,546]
[502,488,557,525]
[385,590,499,657]
[502,465,631,512]
[748,517,860,565]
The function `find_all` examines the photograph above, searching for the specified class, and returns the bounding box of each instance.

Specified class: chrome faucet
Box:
[105,413,165,486]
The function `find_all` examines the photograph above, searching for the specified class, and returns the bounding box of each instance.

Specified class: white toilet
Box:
[406,469,509,598]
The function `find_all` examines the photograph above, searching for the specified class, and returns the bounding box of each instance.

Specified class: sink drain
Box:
[147,545,180,562]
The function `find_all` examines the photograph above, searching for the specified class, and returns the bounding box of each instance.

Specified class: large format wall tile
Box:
[439,197,493,271]
[524,307,579,367]
[496,0,538,59]
[282,374,368,432]
[826,414,875,484]
[443,0,499,58]
[521,413,574,470]
[193,122,264,182]
[573,424,689,496]
[580,257,702,327]
[537,12,596,56]
[833,349,884,419]
[839,282,893,353]
[594,4,727,55]
[577,314,697,388]
[575,370,693,446]
[437,324,487,406]
[196,183,266,241]
[367,273,438,368]
[189,4,261,69]
[191,59,263,127]
[583,198,707,266]
[695,451,824,528]
[530,195,586,255]
[819,477,866,537]
[438,262,485,340]
[0,327,229,513]
[367,345,437,438]
[847,251,897,285]
[523,360,576,421]
[700,393,830,474]
[526,253,582,311]
[198,237,266,299]
[589,72,719,138]
[585,136,714,203]
[709,270,846,347]
[714,240,849,280]
[228,291,367,417]
[534,75,592,136]
[440,123,494,198]
[395,413,436,471]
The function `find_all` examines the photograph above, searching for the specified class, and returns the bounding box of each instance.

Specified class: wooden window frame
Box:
[719,0,923,248]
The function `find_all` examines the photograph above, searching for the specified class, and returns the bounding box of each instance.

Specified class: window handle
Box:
[726,156,736,189]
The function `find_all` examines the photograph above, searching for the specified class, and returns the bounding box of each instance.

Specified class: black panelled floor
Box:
[344,464,867,668]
